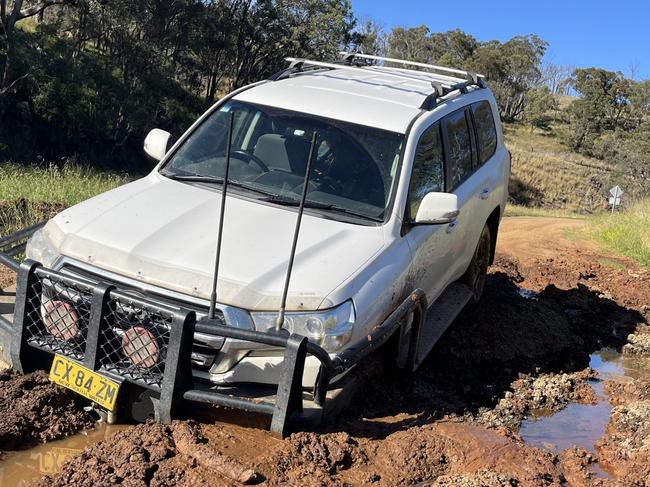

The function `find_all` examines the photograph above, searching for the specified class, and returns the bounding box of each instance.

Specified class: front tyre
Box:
[463,224,491,304]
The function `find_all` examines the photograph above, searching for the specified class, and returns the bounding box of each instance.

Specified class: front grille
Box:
[24,272,93,361]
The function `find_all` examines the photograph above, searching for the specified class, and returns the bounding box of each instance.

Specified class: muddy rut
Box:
[0,216,649,486]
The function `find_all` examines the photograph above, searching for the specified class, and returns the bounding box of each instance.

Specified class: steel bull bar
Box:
[0,230,427,437]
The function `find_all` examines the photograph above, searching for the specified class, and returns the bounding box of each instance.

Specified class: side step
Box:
[413,281,473,369]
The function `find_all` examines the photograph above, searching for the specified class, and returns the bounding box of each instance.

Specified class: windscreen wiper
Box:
[161,171,276,197]
[261,194,383,222]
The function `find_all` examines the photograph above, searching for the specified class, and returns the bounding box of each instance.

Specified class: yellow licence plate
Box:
[49,355,120,411]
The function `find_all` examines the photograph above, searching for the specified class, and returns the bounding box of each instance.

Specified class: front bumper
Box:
[0,225,427,436]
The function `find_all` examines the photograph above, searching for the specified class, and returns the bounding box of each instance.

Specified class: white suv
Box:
[16,53,509,429]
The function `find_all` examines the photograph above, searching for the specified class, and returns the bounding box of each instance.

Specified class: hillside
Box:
[504,123,635,214]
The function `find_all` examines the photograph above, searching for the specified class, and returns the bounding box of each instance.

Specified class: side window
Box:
[472,101,498,164]
[408,123,444,219]
[444,110,473,190]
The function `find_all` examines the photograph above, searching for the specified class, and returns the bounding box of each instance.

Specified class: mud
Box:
[0,370,94,452]
[2,216,650,486]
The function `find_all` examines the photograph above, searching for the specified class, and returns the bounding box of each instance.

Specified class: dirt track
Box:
[1,216,650,486]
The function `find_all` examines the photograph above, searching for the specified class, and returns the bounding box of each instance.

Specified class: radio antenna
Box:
[208,111,235,320]
[275,131,318,332]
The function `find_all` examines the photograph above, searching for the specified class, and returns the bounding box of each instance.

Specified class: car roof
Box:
[233,66,480,134]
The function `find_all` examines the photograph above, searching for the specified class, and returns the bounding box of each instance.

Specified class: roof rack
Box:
[267,56,486,111]
[339,52,485,80]
[340,52,486,110]
[279,57,448,88]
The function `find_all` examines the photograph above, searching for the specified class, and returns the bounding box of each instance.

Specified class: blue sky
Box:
[351,0,649,80]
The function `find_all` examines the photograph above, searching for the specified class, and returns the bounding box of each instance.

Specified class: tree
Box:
[469,35,548,122]
[522,86,558,130]
[348,17,386,55]
[1,0,79,96]
[566,68,631,150]
[429,29,478,67]
[387,25,432,63]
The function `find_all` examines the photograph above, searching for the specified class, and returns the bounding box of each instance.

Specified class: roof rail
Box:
[339,52,485,80]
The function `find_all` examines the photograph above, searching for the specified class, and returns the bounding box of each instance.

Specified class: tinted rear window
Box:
[444,110,473,189]
[472,101,498,164]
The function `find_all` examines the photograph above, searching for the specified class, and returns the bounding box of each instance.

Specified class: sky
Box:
[351,0,649,80]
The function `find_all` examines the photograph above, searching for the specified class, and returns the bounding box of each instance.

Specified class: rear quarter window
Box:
[472,101,498,164]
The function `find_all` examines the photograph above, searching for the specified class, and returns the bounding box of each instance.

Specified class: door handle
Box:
[478,189,491,200]
[446,220,459,234]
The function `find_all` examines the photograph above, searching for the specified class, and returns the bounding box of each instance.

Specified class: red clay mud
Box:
[0,370,93,452]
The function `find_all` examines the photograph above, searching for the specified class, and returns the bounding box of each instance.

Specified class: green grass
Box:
[0,162,130,234]
[590,199,650,267]
[0,162,129,205]
[504,204,585,219]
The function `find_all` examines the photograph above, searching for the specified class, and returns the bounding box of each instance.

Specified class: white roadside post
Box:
[609,185,623,214]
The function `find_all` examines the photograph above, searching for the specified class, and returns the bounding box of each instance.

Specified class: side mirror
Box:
[414,192,460,224]
[144,128,172,161]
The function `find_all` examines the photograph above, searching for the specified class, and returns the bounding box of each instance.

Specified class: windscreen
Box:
[162,101,404,221]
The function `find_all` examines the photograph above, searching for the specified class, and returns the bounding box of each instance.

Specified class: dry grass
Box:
[504,123,634,214]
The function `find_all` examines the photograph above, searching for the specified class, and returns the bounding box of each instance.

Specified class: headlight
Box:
[25,228,60,268]
[251,300,355,353]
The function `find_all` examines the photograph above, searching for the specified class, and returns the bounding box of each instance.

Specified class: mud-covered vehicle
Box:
[0,53,509,436]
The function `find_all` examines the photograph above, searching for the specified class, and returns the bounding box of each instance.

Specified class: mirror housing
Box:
[144,128,172,161]
[414,192,460,224]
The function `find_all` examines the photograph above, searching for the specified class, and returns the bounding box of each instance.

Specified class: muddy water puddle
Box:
[520,348,649,477]
[0,423,126,487]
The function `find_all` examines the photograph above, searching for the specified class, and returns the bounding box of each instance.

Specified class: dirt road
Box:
[0,216,649,486]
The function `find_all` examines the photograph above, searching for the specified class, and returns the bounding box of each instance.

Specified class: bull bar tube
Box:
[0,225,427,437]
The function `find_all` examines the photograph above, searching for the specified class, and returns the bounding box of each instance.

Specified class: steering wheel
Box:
[231,150,269,173]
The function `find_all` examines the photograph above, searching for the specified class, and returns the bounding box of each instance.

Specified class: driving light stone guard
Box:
[0,226,428,437]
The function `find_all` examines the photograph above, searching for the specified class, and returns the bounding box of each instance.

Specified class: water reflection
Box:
[0,424,125,487]
[519,348,649,478]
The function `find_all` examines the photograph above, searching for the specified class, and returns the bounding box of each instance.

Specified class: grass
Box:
[504,204,585,219]
[590,199,650,267]
[0,162,130,234]
[503,123,633,214]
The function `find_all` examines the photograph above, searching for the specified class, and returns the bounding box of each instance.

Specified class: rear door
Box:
[404,122,459,302]
[452,100,503,278]
[441,107,483,281]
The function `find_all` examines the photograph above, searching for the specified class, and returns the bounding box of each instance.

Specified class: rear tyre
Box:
[463,224,491,304]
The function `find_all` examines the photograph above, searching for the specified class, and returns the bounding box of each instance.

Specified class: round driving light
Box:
[42,300,80,341]
[122,326,160,369]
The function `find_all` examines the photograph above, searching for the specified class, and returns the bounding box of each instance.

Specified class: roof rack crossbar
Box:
[340,52,485,80]
[420,77,484,110]
[268,60,338,82]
